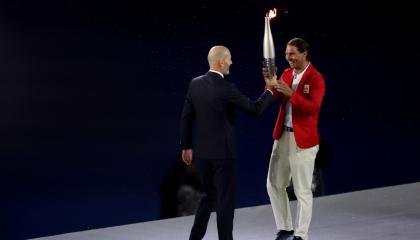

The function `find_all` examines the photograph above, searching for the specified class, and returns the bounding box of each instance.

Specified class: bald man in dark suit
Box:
[180,46,276,240]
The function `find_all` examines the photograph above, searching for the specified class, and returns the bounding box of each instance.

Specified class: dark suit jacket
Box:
[180,71,273,159]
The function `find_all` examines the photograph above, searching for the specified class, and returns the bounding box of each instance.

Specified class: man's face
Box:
[285,45,307,70]
[221,51,233,75]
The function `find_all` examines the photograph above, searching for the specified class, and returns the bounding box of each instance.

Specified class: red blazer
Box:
[272,63,325,148]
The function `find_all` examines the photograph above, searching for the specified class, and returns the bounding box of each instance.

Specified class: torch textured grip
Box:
[264,58,276,79]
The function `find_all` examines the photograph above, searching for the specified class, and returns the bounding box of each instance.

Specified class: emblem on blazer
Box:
[303,84,310,93]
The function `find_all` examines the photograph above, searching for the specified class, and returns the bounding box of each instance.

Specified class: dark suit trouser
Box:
[189,157,235,240]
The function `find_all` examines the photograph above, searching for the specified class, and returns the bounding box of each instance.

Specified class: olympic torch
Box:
[263,8,277,79]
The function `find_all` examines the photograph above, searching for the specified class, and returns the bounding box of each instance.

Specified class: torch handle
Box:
[264,58,277,79]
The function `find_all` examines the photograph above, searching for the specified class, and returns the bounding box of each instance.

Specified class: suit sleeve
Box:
[180,84,195,149]
[289,73,325,116]
[227,83,274,116]
[266,80,282,101]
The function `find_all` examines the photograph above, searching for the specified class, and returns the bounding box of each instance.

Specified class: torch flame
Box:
[267,8,277,19]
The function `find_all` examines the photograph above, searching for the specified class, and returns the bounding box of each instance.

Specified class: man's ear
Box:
[219,60,225,67]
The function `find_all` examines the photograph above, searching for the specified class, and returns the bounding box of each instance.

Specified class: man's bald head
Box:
[208,46,230,68]
[207,46,232,75]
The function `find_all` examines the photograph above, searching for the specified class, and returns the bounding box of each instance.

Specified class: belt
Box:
[284,126,294,132]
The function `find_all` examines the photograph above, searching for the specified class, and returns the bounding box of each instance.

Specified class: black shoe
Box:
[292,236,303,240]
[275,230,294,240]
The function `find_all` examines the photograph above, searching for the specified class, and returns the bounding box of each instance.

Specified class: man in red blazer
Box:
[265,38,325,240]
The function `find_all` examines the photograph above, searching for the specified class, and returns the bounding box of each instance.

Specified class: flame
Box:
[267,8,277,19]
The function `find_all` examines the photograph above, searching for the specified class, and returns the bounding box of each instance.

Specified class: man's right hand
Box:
[264,76,278,92]
[262,66,278,79]
[262,66,278,92]
[182,149,193,165]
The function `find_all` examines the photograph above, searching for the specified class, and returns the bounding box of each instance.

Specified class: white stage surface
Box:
[32,182,420,240]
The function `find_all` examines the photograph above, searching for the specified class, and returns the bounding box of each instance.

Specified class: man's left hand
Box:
[275,79,293,97]
[182,149,193,165]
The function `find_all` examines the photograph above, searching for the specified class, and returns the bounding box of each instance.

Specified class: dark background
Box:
[1,0,419,239]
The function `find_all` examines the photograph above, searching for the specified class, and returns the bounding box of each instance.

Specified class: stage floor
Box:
[31,182,420,240]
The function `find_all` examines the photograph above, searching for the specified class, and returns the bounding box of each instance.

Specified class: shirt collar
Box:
[293,62,311,78]
[209,69,224,78]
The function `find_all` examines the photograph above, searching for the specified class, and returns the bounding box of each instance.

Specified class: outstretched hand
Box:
[262,65,278,79]
[264,76,278,91]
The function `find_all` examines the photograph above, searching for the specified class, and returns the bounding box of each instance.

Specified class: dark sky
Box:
[1,0,419,239]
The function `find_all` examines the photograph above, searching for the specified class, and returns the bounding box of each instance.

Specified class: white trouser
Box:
[267,131,318,240]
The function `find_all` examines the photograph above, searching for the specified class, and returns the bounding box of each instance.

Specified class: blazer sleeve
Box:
[289,73,325,116]
[227,83,274,116]
[180,84,195,149]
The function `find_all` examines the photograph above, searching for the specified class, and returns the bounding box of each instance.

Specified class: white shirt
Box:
[284,62,311,128]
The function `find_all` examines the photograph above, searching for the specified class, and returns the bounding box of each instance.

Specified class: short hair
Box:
[287,38,310,60]
[207,46,229,66]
